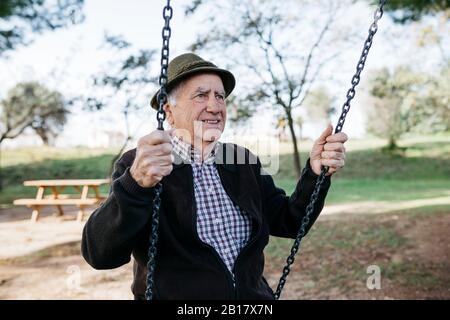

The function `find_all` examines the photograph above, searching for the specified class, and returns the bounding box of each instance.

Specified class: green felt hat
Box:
[150,53,236,109]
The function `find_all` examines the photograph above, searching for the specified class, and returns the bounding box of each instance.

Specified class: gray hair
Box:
[167,81,185,106]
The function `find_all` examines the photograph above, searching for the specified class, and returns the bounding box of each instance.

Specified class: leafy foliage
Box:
[0,81,70,144]
[0,0,84,56]
[366,65,449,149]
[383,0,450,23]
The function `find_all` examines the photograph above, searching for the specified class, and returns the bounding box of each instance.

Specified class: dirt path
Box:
[0,207,134,299]
[322,195,450,216]
[0,207,91,259]
[0,202,449,299]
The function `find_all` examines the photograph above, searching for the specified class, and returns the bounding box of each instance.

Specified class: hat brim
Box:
[150,66,235,109]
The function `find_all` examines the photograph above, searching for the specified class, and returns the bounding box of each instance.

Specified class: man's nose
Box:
[206,95,221,113]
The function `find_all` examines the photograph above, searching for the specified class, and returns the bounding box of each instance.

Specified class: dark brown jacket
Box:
[81,143,331,300]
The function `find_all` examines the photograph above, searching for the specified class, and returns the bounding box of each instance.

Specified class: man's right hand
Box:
[130,129,173,188]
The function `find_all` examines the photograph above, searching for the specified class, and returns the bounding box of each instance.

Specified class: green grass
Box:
[0,146,118,167]
[272,137,449,205]
[263,215,408,293]
[0,150,116,204]
[274,143,450,181]
[265,217,408,261]
[384,261,442,289]
[0,135,449,205]
[276,178,450,204]
[2,153,115,186]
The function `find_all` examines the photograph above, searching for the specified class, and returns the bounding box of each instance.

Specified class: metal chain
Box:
[274,0,387,300]
[156,1,173,130]
[335,0,387,134]
[145,0,173,301]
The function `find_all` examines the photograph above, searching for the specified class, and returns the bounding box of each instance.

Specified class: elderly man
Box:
[81,53,347,300]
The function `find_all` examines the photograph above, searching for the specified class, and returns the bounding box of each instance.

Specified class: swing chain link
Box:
[145,183,162,300]
[274,0,387,300]
[156,1,173,130]
[335,0,386,134]
[145,0,173,301]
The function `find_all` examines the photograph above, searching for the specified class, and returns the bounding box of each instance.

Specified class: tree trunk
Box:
[286,110,301,178]
[387,135,398,150]
[298,122,303,141]
[0,143,3,191]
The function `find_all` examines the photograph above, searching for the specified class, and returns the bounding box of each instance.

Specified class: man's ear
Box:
[163,103,174,126]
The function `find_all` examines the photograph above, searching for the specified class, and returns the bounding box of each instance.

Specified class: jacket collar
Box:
[172,142,237,173]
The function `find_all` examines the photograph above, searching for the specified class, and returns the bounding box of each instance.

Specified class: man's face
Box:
[165,73,227,146]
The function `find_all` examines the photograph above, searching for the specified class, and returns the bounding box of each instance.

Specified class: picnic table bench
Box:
[13,179,110,222]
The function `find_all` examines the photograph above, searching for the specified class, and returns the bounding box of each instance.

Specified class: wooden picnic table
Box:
[13,179,110,222]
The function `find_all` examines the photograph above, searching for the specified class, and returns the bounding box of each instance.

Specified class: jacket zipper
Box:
[232,221,261,299]
[190,170,237,299]
[216,164,263,300]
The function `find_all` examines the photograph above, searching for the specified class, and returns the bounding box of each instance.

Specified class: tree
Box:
[366,65,449,150]
[0,81,69,144]
[186,0,356,178]
[421,63,450,131]
[382,0,450,23]
[382,0,450,62]
[86,34,157,176]
[30,107,68,145]
[0,81,69,190]
[295,115,304,142]
[0,0,84,56]
[303,86,335,125]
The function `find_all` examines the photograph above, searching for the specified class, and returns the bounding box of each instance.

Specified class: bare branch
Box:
[292,50,343,109]
[292,6,336,100]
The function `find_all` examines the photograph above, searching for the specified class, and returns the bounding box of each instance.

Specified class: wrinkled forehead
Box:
[183,73,225,93]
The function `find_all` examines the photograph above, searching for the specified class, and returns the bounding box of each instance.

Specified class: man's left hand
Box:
[310,124,348,176]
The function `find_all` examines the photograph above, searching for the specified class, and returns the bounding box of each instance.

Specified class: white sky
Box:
[0,0,447,149]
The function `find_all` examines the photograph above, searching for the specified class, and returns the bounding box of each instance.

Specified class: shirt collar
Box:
[171,135,220,165]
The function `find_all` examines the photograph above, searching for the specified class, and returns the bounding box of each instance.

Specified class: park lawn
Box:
[276,178,450,203]
[0,146,117,167]
[0,149,115,204]
[0,135,449,205]
[273,136,449,203]
[263,205,450,299]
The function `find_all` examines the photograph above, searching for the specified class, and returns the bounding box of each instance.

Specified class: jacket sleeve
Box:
[261,158,331,239]
[81,151,155,269]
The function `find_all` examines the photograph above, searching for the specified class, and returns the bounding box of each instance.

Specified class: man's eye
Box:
[216,94,224,100]
[196,93,206,98]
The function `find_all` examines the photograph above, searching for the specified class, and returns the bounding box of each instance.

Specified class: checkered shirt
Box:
[171,135,252,274]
